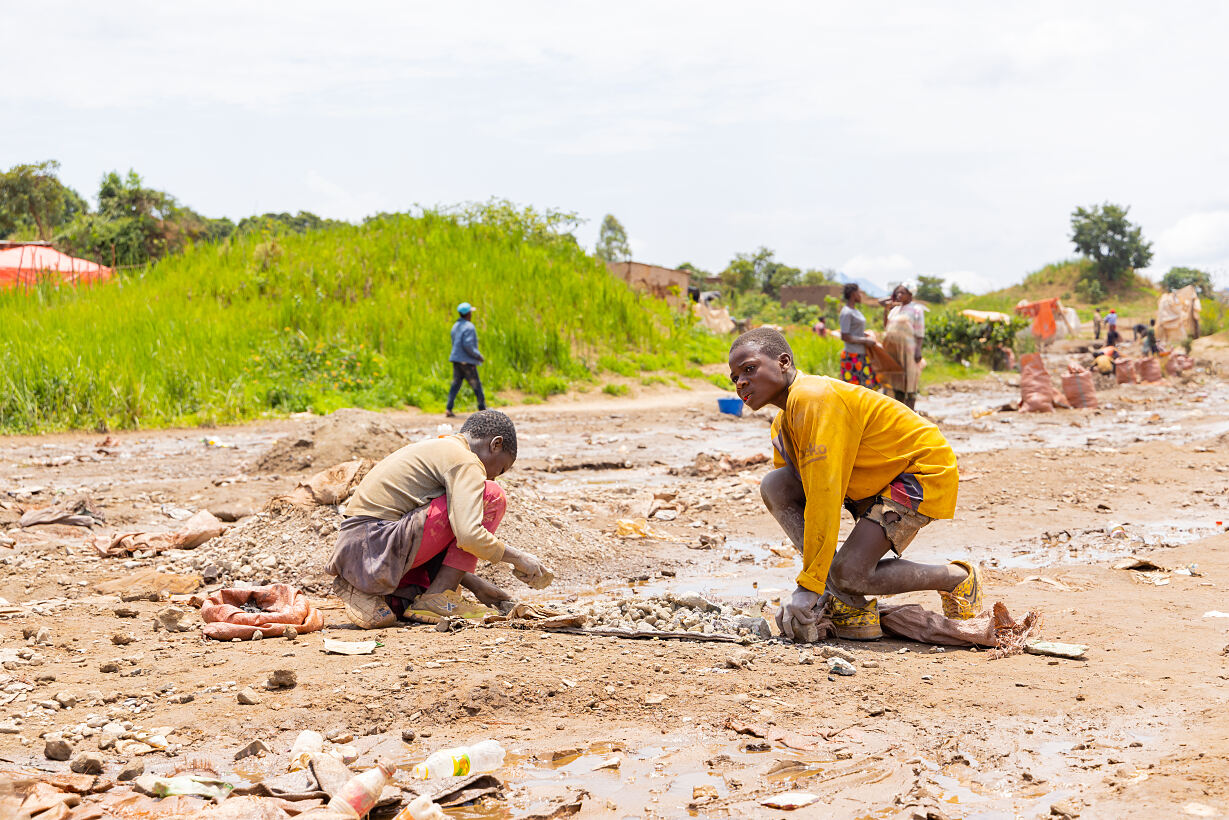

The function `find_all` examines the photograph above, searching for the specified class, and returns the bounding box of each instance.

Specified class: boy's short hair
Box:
[843,282,860,301]
[730,327,793,362]
[459,410,518,457]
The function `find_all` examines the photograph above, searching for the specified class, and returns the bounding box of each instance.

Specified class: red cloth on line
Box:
[397,481,507,588]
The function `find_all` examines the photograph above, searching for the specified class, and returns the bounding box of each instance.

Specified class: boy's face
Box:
[728,345,792,411]
[474,437,515,480]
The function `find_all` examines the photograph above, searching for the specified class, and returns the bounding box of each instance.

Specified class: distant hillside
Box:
[0,208,725,433]
[949,260,1160,318]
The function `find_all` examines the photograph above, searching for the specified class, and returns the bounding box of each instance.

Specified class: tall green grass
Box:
[0,208,726,432]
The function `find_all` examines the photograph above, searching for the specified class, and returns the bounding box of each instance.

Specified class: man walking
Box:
[446,302,486,418]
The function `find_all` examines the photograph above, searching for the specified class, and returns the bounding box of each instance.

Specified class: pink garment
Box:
[398,481,506,587]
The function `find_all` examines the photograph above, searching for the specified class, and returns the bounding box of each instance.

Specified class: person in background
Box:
[1142,318,1160,356]
[1105,308,1118,339]
[446,302,486,418]
[1105,323,1121,348]
[812,317,829,337]
[880,284,926,410]
[838,283,881,389]
[1092,308,1102,340]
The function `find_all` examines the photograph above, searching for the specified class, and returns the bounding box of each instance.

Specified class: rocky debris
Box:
[325,728,354,743]
[167,693,194,704]
[401,729,417,743]
[234,739,270,761]
[70,752,104,774]
[266,669,297,689]
[283,626,298,640]
[827,658,856,676]
[118,760,144,781]
[255,408,408,474]
[44,739,73,760]
[54,692,77,709]
[237,687,262,705]
[114,606,138,618]
[154,606,191,633]
[110,632,136,645]
[576,594,771,639]
[819,645,855,663]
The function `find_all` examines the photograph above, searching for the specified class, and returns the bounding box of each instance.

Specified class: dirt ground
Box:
[1,341,1228,819]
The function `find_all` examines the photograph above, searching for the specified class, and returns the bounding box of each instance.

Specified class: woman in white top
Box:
[881,285,926,410]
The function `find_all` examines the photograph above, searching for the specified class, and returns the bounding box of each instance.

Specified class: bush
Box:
[1074,275,1106,303]
[925,311,1028,367]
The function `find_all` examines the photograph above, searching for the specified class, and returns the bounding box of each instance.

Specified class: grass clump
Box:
[0,204,728,432]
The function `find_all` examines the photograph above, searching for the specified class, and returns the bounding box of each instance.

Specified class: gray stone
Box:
[70,752,104,774]
[401,729,417,743]
[233,739,270,761]
[118,760,144,781]
[167,693,194,704]
[237,687,262,705]
[282,626,298,640]
[44,739,73,760]
[34,627,52,645]
[99,661,120,673]
[54,692,77,708]
[826,657,856,676]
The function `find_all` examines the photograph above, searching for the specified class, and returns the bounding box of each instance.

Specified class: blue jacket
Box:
[450,319,483,365]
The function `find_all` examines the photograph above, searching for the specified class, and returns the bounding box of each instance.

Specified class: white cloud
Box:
[1155,211,1229,260]
[934,270,996,295]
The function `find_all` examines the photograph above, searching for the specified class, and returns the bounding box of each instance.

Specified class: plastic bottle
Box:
[326,759,395,818]
[288,730,324,771]
[410,740,506,780]
[392,795,447,820]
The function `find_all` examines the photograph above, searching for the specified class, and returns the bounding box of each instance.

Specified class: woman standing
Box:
[838,283,881,389]
[881,285,926,410]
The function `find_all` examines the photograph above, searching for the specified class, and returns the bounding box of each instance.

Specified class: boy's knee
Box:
[760,468,803,511]
[830,554,871,596]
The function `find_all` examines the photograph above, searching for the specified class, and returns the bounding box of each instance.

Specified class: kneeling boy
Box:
[327,410,550,629]
[728,328,981,641]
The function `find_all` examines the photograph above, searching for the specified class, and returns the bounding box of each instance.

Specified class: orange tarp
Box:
[0,246,113,290]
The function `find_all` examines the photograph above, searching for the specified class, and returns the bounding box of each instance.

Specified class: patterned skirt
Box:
[840,350,880,388]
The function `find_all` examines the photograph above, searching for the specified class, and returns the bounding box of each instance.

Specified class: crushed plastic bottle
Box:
[326,759,395,818]
[411,739,506,780]
[289,730,324,771]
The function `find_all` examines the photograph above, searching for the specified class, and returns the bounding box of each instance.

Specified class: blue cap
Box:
[457,302,474,314]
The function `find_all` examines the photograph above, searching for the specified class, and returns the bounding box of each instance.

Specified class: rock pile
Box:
[576,592,771,640]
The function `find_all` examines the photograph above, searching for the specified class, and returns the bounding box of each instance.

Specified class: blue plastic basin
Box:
[717,396,744,416]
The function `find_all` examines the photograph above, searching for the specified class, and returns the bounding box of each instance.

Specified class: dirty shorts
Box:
[844,474,932,555]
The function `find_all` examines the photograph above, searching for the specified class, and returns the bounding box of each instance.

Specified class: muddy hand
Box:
[511,553,554,589]
[776,586,821,643]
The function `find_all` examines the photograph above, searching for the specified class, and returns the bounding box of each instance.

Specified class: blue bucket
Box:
[717,396,744,417]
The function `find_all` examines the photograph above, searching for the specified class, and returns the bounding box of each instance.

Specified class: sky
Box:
[5,1,1229,294]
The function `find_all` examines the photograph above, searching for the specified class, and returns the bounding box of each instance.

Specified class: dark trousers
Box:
[446,362,486,411]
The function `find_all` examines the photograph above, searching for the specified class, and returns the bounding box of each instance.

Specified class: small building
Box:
[606,261,691,310]
[778,284,843,308]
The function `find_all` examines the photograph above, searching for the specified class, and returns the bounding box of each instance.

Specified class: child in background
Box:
[327,410,550,628]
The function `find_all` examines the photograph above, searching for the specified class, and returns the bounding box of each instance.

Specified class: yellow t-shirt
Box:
[770,374,958,595]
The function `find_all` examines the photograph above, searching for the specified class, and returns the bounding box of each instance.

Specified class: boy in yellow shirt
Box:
[728,328,981,641]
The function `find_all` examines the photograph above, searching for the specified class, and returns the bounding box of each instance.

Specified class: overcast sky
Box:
[6,1,1229,293]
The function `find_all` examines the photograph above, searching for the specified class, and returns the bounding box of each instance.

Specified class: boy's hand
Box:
[776,586,822,642]
[505,548,553,589]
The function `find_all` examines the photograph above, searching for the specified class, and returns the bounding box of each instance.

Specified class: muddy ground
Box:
[1,341,1228,819]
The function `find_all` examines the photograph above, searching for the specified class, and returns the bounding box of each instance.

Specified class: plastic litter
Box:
[326,759,395,817]
[323,638,379,655]
[394,795,448,820]
[289,730,325,771]
[412,740,506,780]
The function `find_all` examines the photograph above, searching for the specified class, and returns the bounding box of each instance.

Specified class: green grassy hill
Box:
[0,209,726,433]
[950,260,1160,319]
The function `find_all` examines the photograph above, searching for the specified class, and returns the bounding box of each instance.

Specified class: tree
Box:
[720,247,800,299]
[948,282,964,299]
[595,214,631,262]
[915,275,946,303]
[1160,266,1214,298]
[0,160,87,240]
[801,268,838,286]
[1069,203,1153,284]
